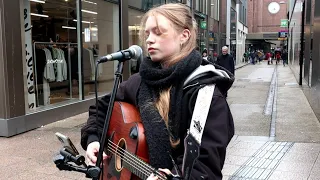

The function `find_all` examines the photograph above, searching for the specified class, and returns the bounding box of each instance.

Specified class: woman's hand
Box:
[147,168,172,180]
[86,141,109,166]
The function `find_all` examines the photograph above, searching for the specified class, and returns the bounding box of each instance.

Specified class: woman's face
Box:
[144,15,183,64]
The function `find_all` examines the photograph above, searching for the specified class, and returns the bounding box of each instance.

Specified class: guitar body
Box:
[102,101,149,180]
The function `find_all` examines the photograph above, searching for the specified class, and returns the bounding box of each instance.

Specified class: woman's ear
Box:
[180,29,191,45]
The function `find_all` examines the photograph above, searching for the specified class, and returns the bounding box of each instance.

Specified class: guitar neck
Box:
[122,151,167,180]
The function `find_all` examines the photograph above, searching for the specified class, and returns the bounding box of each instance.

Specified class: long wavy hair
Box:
[139,3,198,147]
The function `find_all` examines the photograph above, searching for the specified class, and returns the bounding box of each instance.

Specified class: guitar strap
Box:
[180,84,215,180]
[180,64,222,180]
[189,84,215,145]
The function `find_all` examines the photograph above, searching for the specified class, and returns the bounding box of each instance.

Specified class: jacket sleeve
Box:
[80,74,140,150]
[216,56,221,66]
[174,92,235,179]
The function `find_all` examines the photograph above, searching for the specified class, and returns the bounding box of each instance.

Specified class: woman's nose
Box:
[146,34,155,44]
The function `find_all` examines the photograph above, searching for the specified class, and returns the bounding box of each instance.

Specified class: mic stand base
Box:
[53,153,101,179]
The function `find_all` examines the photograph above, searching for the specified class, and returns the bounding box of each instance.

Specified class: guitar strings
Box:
[107,143,166,180]
[107,140,167,180]
[106,146,155,179]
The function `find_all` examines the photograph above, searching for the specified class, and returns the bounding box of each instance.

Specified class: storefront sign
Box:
[278,38,287,41]
[280,19,288,27]
[200,21,207,29]
[278,31,288,38]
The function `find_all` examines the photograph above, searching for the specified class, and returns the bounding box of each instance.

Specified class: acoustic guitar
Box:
[102,101,168,180]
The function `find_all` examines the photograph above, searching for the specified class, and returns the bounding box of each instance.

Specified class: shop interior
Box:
[29,0,110,107]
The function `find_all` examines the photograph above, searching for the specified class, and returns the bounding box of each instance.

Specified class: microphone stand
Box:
[89,60,124,180]
[53,51,132,179]
[89,51,134,179]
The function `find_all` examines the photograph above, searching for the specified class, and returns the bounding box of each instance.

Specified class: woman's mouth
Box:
[148,48,156,52]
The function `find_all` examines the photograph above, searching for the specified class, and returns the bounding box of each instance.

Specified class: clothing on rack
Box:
[52,48,68,82]
[83,48,102,81]
[42,48,55,105]
[33,43,104,106]
[34,48,47,85]
[34,44,73,106]
[43,48,56,81]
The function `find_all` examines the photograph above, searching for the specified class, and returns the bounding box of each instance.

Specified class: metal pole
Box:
[299,1,305,85]
[77,0,84,100]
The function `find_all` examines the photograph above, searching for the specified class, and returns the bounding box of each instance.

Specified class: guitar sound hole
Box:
[115,138,126,171]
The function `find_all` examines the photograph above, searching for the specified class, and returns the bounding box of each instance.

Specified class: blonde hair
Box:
[139,3,198,66]
[139,3,197,147]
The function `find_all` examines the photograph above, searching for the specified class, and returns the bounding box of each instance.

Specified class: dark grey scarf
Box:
[138,50,202,169]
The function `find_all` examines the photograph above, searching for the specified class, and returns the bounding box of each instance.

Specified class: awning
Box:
[245,39,276,45]
[264,40,277,45]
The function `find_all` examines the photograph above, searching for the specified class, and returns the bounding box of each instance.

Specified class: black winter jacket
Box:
[81,62,235,180]
[216,54,235,75]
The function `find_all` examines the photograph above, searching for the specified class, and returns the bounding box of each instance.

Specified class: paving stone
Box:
[222,164,241,176]
[225,155,250,166]
[226,147,258,157]
[275,161,313,174]
[268,170,309,180]
[281,151,319,163]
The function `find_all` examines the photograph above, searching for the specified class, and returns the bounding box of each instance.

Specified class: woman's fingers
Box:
[102,152,109,160]
[146,173,158,180]
[158,168,172,175]
[86,151,97,165]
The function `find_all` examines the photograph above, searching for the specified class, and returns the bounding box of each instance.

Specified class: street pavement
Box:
[223,62,320,180]
[1,61,320,180]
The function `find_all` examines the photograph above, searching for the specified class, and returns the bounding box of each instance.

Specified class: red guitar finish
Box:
[102,101,149,180]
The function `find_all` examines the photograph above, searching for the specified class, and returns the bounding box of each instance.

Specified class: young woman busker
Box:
[81,3,235,180]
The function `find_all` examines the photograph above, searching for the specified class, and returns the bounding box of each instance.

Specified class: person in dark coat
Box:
[250,50,256,64]
[202,49,214,63]
[216,46,235,75]
[282,49,288,66]
[81,3,234,180]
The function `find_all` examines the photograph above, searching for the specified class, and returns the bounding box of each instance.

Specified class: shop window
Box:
[81,0,120,99]
[22,0,120,111]
[24,0,81,111]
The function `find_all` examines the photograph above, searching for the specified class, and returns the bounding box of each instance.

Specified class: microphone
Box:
[98,45,142,63]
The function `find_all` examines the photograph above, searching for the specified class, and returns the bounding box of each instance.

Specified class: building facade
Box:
[226,0,247,64]
[287,0,320,121]
[236,0,248,64]
[0,0,229,137]
[246,0,288,52]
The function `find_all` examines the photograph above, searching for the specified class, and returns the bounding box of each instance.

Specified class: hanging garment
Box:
[88,49,96,81]
[55,48,68,82]
[43,48,56,82]
[34,48,47,85]
[42,48,55,105]
[42,78,50,105]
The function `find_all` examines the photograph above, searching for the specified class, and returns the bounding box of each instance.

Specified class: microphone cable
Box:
[94,61,104,180]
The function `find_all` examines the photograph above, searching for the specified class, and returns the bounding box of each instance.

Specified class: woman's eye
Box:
[154,29,162,35]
